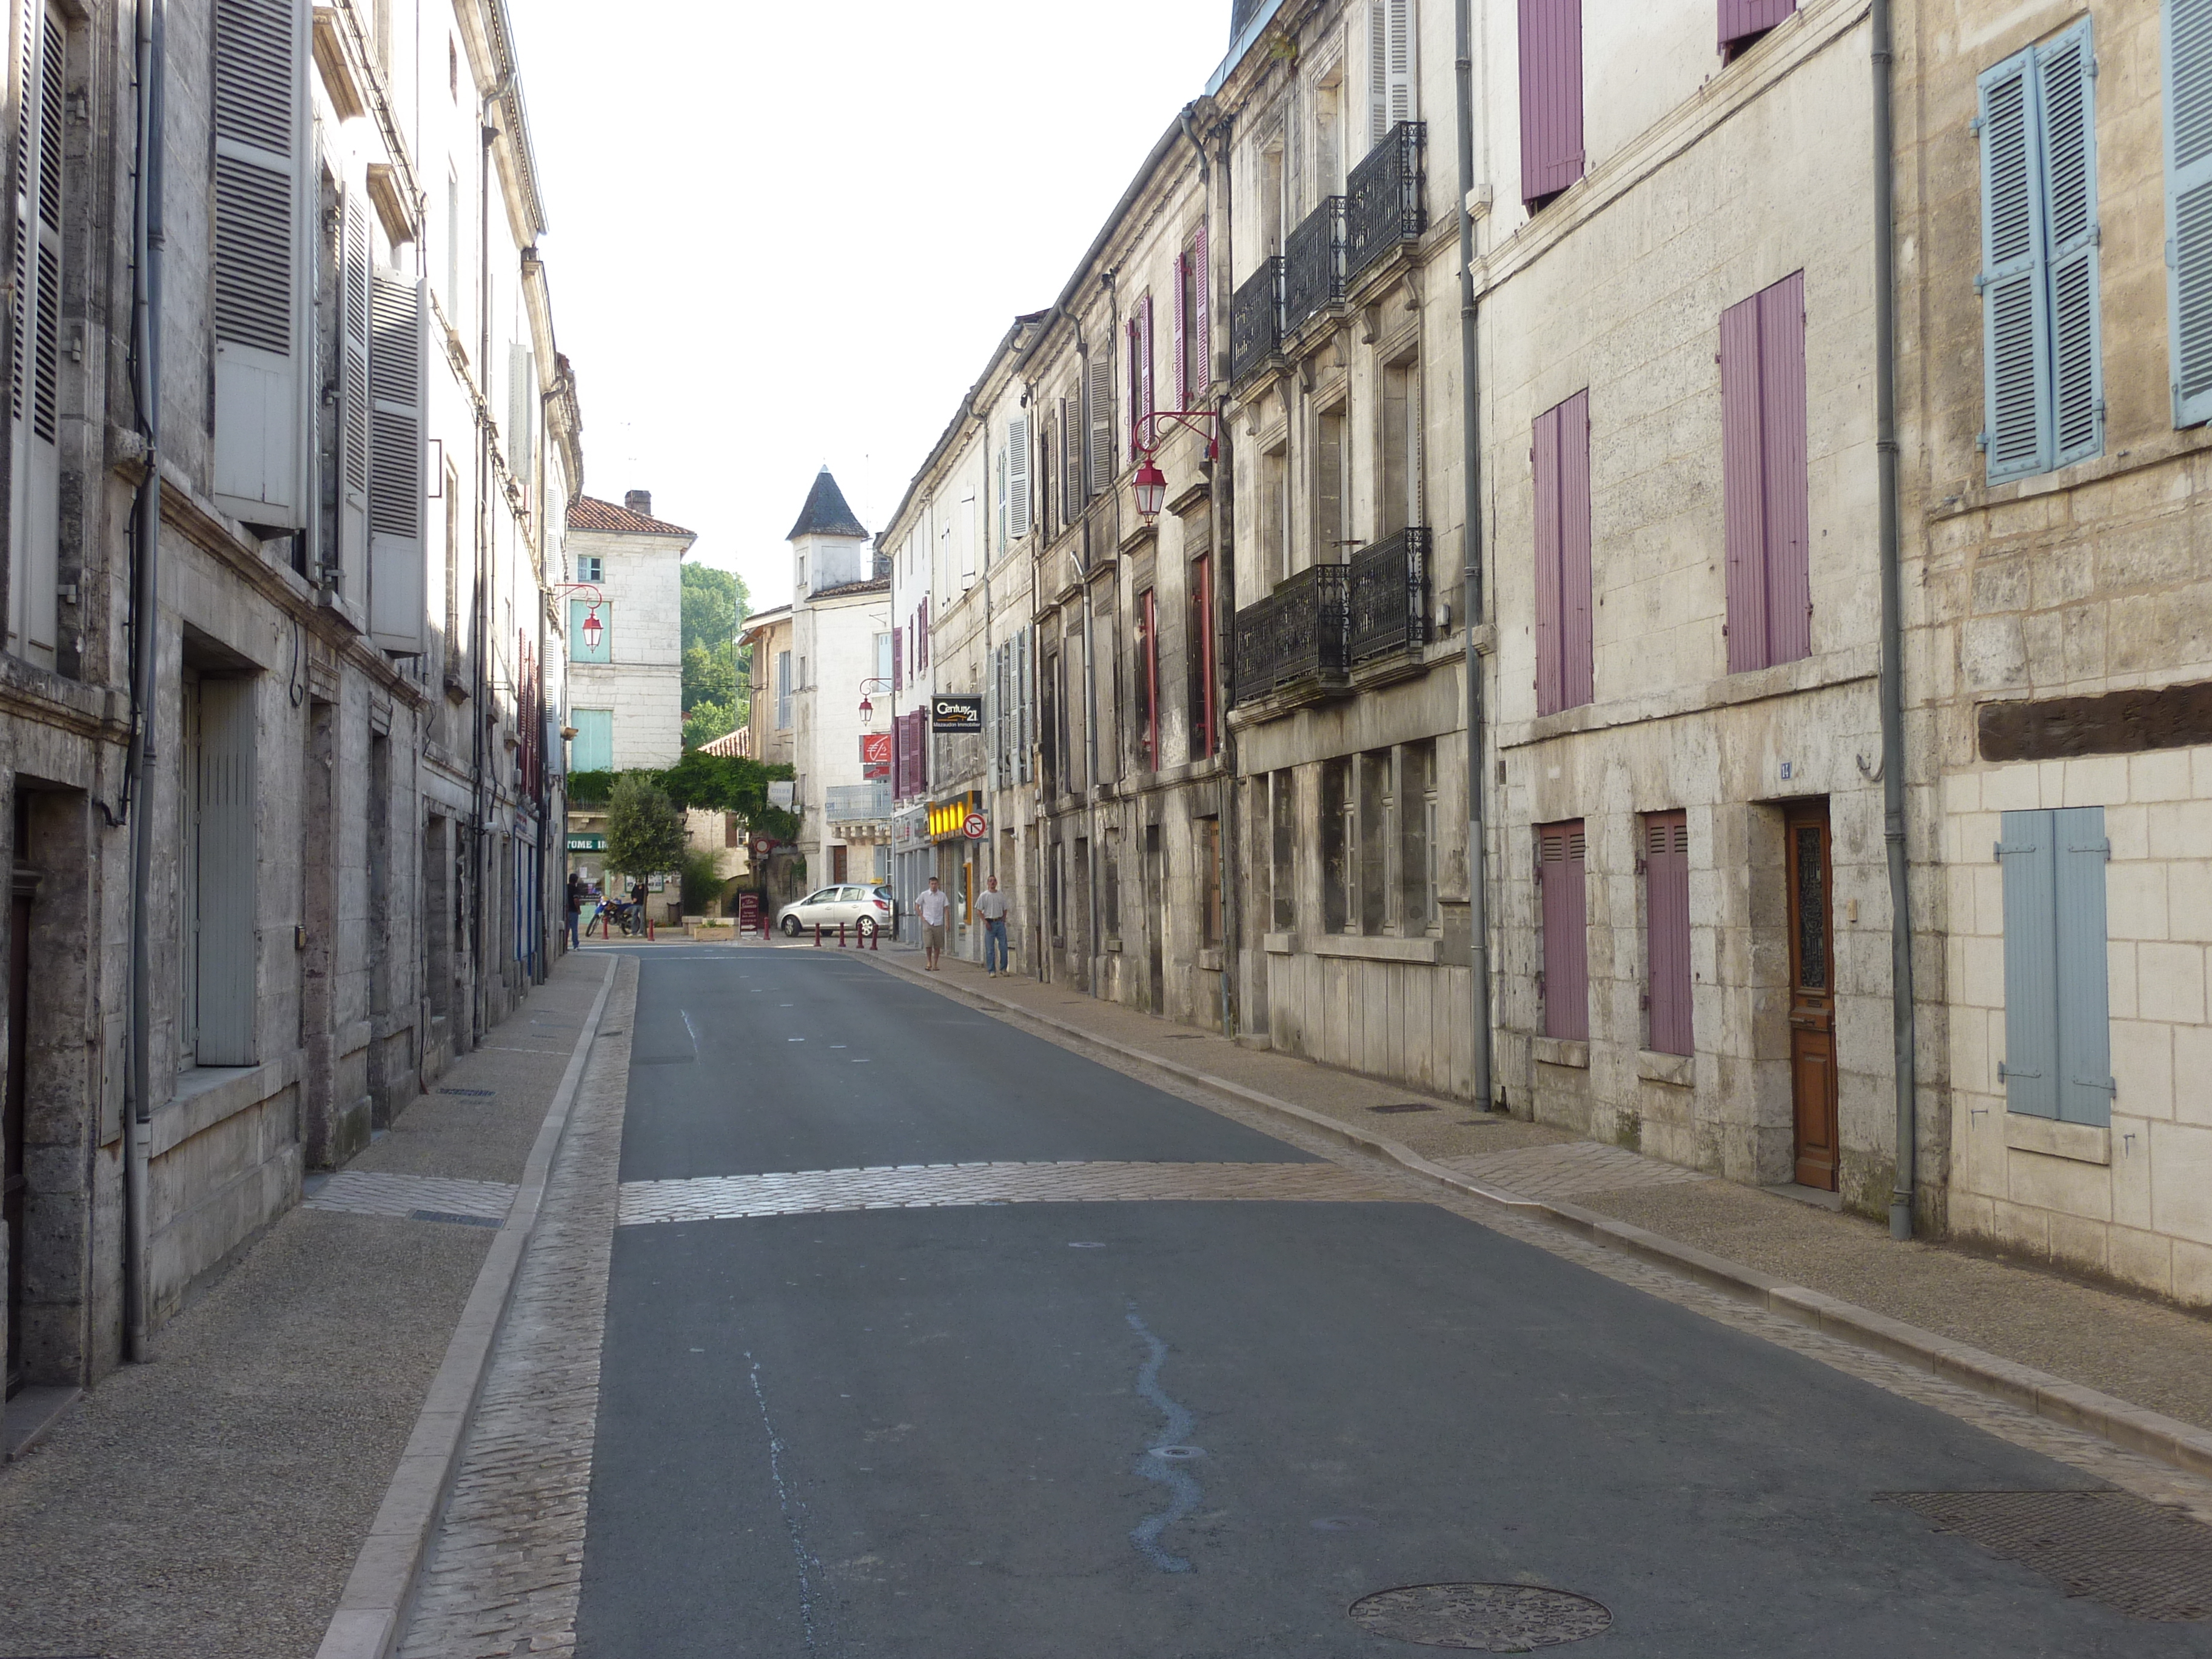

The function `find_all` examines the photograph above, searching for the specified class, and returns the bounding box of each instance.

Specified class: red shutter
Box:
[1539,821,1589,1041]
[917,707,929,791]
[1758,272,1810,666]
[1518,0,1586,205]
[1644,812,1692,1056]
[1720,289,1768,673]
[1559,389,1594,708]
[892,709,905,800]
[1718,0,1795,53]
[1139,293,1156,446]
[1128,318,1144,455]
[1173,252,1190,412]
[1532,401,1564,715]
[1191,223,1210,400]
[919,598,930,670]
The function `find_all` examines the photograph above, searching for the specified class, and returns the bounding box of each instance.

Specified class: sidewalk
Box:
[0,952,617,1659]
[870,946,2212,1460]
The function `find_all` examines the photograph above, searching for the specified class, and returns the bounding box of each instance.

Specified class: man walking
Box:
[565,871,585,951]
[916,875,951,972]
[976,874,1010,976]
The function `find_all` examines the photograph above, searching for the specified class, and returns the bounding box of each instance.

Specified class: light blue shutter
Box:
[1998,808,2060,1118]
[569,709,613,773]
[2053,805,2114,1125]
[2167,0,2212,423]
[2040,27,2103,467]
[1980,51,2051,481]
[569,596,611,663]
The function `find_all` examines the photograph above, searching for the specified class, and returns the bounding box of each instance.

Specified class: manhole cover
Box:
[1878,1490,2212,1620]
[1369,1103,1439,1115]
[1350,1583,1611,1650]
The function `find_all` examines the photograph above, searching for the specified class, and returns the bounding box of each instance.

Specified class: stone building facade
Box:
[2,0,581,1401]
[788,471,893,891]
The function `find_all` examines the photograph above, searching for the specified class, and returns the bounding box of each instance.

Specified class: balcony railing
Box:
[1349,526,1432,662]
[825,782,891,821]
[1232,563,1350,705]
[1346,122,1427,281]
[1230,257,1284,384]
[1282,196,1348,335]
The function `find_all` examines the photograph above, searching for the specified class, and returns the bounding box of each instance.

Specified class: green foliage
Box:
[604,774,688,878]
[682,642,739,714]
[655,749,800,844]
[682,700,737,752]
[679,848,726,915]
[680,563,749,656]
[567,769,613,807]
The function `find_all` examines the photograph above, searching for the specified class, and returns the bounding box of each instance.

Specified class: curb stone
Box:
[312,955,622,1659]
[868,951,2212,1486]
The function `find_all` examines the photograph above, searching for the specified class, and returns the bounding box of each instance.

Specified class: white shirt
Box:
[916,888,951,927]
[974,888,1010,920]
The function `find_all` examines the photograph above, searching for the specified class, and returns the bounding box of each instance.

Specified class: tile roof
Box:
[810,577,891,600]
[786,468,868,540]
[568,495,695,537]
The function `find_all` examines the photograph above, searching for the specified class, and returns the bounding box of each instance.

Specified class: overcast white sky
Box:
[505,1,1233,613]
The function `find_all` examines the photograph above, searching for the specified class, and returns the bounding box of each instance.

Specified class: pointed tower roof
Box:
[785,467,868,541]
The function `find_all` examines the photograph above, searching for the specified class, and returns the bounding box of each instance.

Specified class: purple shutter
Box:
[1720,290,1769,673]
[1192,222,1211,398]
[1644,811,1692,1056]
[892,708,905,800]
[1532,403,1564,714]
[1718,0,1795,52]
[1173,252,1189,412]
[1540,822,1589,1040]
[1758,272,1810,665]
[1140,293,1156,440]
[892,623,903,692]
[1518,0,1586,205]
[1558,389,1594,708]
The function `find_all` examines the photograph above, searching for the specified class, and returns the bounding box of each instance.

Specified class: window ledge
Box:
[2004,1113,2110,1166]
[1305,934,1443,965]
[1263,931,1296,954]
[1196,948,1224,972]
[1637,1049,1694,1087]
[1533,1036,1589,1069]
[153,1058,298,1159]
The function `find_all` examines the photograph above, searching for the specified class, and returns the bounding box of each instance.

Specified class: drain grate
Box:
[1369,1103,1440,1115]
[438,1087,494,1097]
[1349,1583,1612,1650]
[1877,1490,2212,1621]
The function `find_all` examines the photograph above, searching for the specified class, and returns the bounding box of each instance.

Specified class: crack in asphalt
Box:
[1126,1305,1202,1574]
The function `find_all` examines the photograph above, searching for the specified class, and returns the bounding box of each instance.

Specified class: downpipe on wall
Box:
[1455,0,1493,1113]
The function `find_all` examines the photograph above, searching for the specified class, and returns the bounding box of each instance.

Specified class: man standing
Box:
[976,874,1010,977]
[565,871,585,951]
[916,875,951,972]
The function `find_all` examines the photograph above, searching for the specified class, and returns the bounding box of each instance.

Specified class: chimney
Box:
[624,489,652,518]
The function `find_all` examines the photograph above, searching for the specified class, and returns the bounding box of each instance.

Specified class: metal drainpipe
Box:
[473,79,506,1036]
[1872,0,1918,1239]
[121,0,165,1364]
[1455,0,1494,1112]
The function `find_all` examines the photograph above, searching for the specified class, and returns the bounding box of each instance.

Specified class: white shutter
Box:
[1087,347,1113,496]
[195,676,259,1067]
[1017,628,1033,783]
[212,0,309,528]
[1007,414,1031,538]
[7,1,62,664]
[508,342,537,491]
[1979,50,2050,483]
[334,187,371,603]
[2169,0,2212,423]
[2040,27,2102,467]
[1369,1,1416,144]
[367,274,428,655]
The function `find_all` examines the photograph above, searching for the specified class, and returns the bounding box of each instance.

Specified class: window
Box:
[1370,0,1416,143]
[1260,444,1289,587]
[367,272,429,655]
[181,673,260,1067]
[1087,346,1114,498]
[797,552,808,591]
[1060,395,1082,528]
[1720,272,1811,673]
[1198,817,1223,949]
[1979,23,2102,480]
[1260,140,1286,255]
[1271,770,1296,930]
[1718,0,1794,58]
[1533,389,1594,714]
[1187,553,1217,761]
[1538,820,1589,1040]
[569,597,611,663]
[1136,587,1159,769]
[725,813,739,849]
[1127,298,1156,457]
[1323,757,1353,931]
[576,554,603,583]
[1176,228,1211,408]
[874,631,893,683]
[1518,0,1584,208]
[568,709,612,771]
[1360,749,1390,933]
[1997,806,2113,1124]
[1401,741,1438,930]
[775,650,792,729]
[7,1,65,666]
[1379,359,1418,540]
[1316,405,1350,561]
[2167,0,2212,424]
[1643,811,1692,1056]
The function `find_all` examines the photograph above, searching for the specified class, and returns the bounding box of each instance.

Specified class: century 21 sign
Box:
[931,695,983,731]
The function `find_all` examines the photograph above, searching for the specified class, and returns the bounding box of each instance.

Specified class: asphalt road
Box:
[574,949,2205,1657]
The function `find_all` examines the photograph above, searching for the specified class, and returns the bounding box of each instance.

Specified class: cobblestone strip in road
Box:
[1435,1141,1711,1201]
[306,1171,520,1223]
[396,962,637,1659]
[618,1161,1406,1224]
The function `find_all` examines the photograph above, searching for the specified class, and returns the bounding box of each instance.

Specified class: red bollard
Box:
[837,922,848,948]
[813,923,822,948]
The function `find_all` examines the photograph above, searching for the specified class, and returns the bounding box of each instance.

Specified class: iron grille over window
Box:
[1232,563,1350,704]
[1283,196,1349,335]
[1349,526,1431,661]
[1230,258,1285,384]
[1347,122,1426,280]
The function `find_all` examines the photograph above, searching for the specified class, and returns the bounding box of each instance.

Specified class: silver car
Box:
[776,884,893,937]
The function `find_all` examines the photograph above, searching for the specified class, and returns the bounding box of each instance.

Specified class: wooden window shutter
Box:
[891,621,903,692]
[2053,806,2114,1125]
[1532,390,1592,714]
[334,189,372,602]
[367,275,428,655]
[2039,27,2102,467]
[1643,812,1692,1057]
[1532,401,1564,714]
[1718,0,1795,54]
[1720,273,1809,673]
[1139,294,1156,449]
[195,677,260,1067]
[1997,809,2062,1119]
[2168,0,2212,424]
[1518,0,1584,205]
[919,597,929,669]
[1087,347,1114,497]
[1369,0,1415,144]
[1127,318,1145,457]
[7,1,63,663]
[1538,821,1588,1041]
[1979,50,2051,481]
[212,0,309,527]
[1017,629,1033,782]
[1173,252,1190,412]
[1007,413,1031,537]
[1192,223,1212,400]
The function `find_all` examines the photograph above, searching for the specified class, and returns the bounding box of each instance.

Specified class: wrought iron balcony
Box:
[1282,196,1348,335]
[1230,257,1284,384]
[1349,526,1433,662]
[1347,122,1427,281]
[825,782,891,821]
[1232,563,1350,706]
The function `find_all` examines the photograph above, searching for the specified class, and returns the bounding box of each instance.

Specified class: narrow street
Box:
[390,943,2212,1658]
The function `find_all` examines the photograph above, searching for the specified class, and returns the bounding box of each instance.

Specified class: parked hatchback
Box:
[776,884,893,937]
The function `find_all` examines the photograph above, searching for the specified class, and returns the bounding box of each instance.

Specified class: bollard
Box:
[837,922,847,948]
[813,923,822,947]
[868,919,879,951]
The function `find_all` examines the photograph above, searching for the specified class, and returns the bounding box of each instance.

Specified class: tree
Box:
[682,699,737,752]
[682,643,739,714]
[657,749,799,844]
[604,773,688,879]
[680,563,749,655]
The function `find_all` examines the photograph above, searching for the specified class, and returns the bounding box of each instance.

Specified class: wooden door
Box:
[830,844,848,885]
[1786,801,1840,1190]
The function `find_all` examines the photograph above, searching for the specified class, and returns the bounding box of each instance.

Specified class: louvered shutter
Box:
[2168,0,2212,423]
[1369,0,1415,144]
[1979,50,2051,482]
[1757,273,1811,663]
[1173,252,1190,412]
[1997,809,2061,1119]
[334,189,372,603]
[1191,222,1212,400]
[2053,806,2114,1125]
[1007,413,1031,537]
[1127,319,1144,456]
[196,677,260,1067]
[1139,295,1156,450]
[7,1,62,663]
[212,0,309,527]
[919,597,929,670]
[1644,813,1692,1056]
[1718,0,1795,53]
[1059,395,1079,522]
[1558,390,1594,708]
[1538,822,1589,1040]
[891,622,902,692]
[367,275,428,655]
[1017,628,1033,783]
[1087,347,1113,496]
[1720,291,1769,672]
[1532,401,1564,714]
[2039,28,2102,466]
[1518,0,1585,204]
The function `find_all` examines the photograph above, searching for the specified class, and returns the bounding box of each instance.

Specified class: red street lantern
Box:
[1132,460,1168,521]
[580,605,604,653]
[858,692,875,726]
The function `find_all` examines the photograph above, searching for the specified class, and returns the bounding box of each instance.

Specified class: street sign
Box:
[931,695,983,732]
[860,732,892,780]
[962,811,987,840]
[768,780,795,808]
[566,833,605,851]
